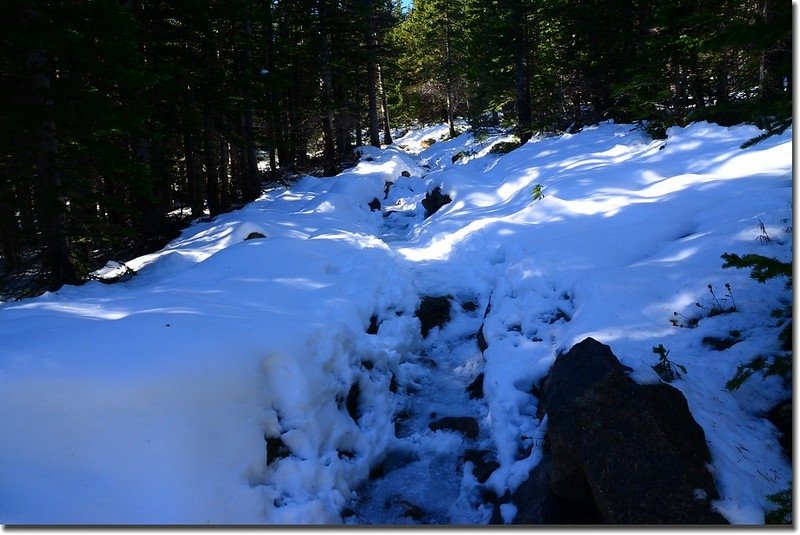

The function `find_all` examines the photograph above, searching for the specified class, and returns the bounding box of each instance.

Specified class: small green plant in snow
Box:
[696,283,736,317]
[532,184,545,201]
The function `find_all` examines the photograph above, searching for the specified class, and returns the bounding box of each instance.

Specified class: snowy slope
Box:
[0,121,792,525]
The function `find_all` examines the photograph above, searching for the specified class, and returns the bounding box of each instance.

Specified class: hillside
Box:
[0,121,792,525]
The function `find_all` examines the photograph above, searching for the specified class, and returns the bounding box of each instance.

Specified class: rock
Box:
[421,138,436,148]
[702,335,740,351]
[402,504,425,521]
[368,197,381,212]
[429,416,479,439]
[766,398,792,457]
[421,187,452,219]
[466,373,484,399]
[265,435,291,465]
[90,260,135,284]
[415,296,451,338]
[462,300,479,312]
[245,232,266,240]
[464,449,499,483]
[489,140,523,155]
[476,324,488,352]
[346,380,361,423]
[369,448,420,480]
[401,170,411,177]
[383,181,394,199]
[366,314,379,335]
[475,302,492,352]
[511,456,602,524]
[514,337,726,524]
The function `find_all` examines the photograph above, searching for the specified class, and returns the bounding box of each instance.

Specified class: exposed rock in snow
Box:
[421,186,452,219]
[415,295,452,338]
[513,337,727,524]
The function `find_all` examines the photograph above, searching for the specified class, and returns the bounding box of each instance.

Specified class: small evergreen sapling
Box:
[532,184,545,201]
[652,344,686,382]
[765,485,792,524]
[721,253,792,391]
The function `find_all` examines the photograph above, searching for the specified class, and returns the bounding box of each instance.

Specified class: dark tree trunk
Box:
[229,144,243,204]
[262,0,279,174]
[203,106,221,216]
[184,129,204,219]
[23,6,77,286]
[219,138,231,212]
[365,2,382,147]
[355,93,364,148]
[241,5,261,201]
[758,0,790,99]
[443,6,457,139]
[0,185,20,267]
[318,0,338,176]
[378,63,392,145]
[512,0,533,140]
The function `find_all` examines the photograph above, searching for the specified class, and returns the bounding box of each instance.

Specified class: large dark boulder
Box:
[512,337,727,524]
[421,187,452,219]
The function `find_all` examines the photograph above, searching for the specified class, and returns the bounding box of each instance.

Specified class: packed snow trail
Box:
[347,131,577,523]
[0,121,792,525]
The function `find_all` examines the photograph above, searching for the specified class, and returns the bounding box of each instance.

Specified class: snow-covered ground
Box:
[0,120,792,525]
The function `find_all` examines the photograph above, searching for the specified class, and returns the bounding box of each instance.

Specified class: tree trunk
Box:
[202,105,221,216]
[365,2,382,147]
[318,0,338,176]
[184,128,204,219]
[355,89,364,148]
[0,185,20,267]
[512,0,533,140]
[262,0,279,175]
[241,4,261,201]
[758,0,790,100]
[443,6,457,139]
[219,138,231,212]
[23,7,77,286]
[378,63,393,145]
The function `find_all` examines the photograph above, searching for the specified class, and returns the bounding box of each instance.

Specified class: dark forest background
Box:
[0,0,791,296]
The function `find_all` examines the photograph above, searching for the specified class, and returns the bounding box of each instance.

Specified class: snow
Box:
[0,120,792,525]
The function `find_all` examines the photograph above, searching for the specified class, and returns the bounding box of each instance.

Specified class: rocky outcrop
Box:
[511,337,727,524]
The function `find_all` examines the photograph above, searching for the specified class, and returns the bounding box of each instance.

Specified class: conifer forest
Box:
[0,0,791,296]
